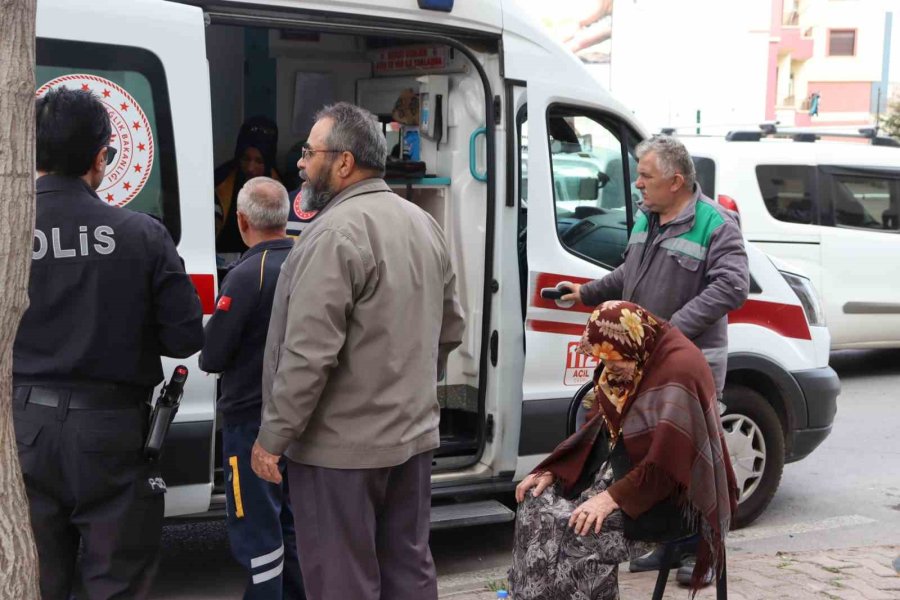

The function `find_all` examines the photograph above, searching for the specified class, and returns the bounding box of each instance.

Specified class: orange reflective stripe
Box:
[228,455,245,519]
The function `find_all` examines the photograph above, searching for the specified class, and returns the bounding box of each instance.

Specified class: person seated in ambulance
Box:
[215,116,281,260]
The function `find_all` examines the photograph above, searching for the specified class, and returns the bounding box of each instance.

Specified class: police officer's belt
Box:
[13,383,151,410]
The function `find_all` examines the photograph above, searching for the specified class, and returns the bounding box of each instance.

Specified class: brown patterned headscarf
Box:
[577,301,671,440]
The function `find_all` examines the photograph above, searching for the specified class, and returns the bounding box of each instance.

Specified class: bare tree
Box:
[0,0,41,597]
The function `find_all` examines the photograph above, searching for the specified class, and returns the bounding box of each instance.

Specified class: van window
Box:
[756,165,816,225]
[692,156,716,198]
[36,39,181,242]
[829,171,900,231]
[547,107,636,269]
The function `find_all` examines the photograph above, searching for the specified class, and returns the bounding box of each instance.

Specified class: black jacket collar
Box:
[36,174,101,199]
[240,238,294,262]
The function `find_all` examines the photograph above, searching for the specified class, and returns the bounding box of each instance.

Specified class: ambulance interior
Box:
[205,22,490,490]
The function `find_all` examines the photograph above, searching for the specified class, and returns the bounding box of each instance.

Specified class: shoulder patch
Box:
[632,212,650,233]
[679,200,727,248]
[216,296,232,312]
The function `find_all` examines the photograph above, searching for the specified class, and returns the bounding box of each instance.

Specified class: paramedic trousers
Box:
[223,419,306,600]
[287,450,437,600]
[12,383,164,600]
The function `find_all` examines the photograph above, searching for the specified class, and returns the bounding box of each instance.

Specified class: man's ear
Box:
[337,151,356,178]
[92,147,108,175]
[237,211,249,233]
[670,173,686,193]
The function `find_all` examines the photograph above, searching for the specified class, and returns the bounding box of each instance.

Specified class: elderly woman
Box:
[509,301,737,599]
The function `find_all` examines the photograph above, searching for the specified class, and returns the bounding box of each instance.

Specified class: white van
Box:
[683,132,900,350]
[35,0,839,528]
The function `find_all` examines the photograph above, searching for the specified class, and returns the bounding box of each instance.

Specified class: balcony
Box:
[782,10,800,27]
[777,27,814,61]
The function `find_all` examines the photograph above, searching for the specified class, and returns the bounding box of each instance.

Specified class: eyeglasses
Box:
[104,145,117,165]
[301,145,344,160]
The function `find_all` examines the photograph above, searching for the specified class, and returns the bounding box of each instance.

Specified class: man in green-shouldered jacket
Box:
[563,134,748,395]
[562,134,749,579]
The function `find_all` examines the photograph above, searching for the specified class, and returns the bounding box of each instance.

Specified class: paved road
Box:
[150,349,900,598]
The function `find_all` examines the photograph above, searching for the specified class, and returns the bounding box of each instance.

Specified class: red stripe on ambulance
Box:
[728,299,811,340]
[526,319,585,336]
[190,274,216,315]
[530,272,812,340]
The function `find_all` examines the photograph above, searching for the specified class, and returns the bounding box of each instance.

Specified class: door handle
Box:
[540,281,576,309]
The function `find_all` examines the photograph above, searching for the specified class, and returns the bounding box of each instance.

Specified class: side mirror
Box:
[597,172,610,189]
[578,176,599,199]
[577,173,610,199]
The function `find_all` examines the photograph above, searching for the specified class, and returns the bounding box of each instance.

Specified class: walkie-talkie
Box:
[144,365,188,460]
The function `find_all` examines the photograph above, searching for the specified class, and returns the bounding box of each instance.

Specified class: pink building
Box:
[767,0,895,128]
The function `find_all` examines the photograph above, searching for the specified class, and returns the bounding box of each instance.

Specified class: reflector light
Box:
[718,194,740,214]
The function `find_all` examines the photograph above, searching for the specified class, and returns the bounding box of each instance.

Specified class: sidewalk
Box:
[437,545,900,599]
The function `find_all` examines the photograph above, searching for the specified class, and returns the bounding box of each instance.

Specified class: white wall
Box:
[269,31,373,161]
[802,0,894,83]
[608,0,772,135]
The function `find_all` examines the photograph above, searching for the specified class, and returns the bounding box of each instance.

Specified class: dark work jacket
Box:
[13,175,204,389]
[199,237,293,424]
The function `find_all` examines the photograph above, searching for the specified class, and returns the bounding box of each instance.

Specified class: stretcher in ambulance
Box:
[34,0,839,529]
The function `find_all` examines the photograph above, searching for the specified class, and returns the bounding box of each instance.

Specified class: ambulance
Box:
[34,0,840,529]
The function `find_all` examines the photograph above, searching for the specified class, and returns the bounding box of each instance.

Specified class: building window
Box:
[828,29,856,56]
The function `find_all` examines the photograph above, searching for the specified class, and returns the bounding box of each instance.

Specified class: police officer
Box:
[13,87,204,599]
[199,177,305,600]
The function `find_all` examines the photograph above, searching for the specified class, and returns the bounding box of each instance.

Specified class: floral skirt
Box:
[508,470,653,600]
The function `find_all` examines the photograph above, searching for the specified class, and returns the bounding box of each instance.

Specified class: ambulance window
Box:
[547,108,635,269]
[36,39,181,243]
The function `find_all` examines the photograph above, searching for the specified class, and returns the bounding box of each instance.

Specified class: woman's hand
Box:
[568,491,619,536]
[515,471,556,503]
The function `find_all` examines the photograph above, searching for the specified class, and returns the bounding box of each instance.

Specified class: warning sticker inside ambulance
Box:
[564,342,598,386]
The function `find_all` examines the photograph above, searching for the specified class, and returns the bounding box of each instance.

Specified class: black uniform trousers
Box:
[13,385,165,600]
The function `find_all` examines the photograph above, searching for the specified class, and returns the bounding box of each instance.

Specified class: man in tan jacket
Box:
[251,102,464,600]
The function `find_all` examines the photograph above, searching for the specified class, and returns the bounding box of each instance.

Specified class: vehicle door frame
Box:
[514,79,643,478]
[201,4,501,471]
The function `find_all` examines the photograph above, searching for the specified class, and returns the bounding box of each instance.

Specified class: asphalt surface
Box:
[150,349,900,599]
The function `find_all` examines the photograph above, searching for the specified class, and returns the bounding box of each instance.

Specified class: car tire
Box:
[720,384,785,529]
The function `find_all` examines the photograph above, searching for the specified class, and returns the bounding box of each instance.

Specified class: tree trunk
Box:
[0,0,41,597]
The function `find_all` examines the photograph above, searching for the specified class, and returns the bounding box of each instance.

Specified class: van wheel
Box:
[720,385,785,529]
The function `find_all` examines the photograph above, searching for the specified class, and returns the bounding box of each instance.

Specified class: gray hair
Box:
[316,102,387,176]
[236,176,289,230]
[635,135,696,190]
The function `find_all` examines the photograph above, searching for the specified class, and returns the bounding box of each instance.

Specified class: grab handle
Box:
[469,127,487,182]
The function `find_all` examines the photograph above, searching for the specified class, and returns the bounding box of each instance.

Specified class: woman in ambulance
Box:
[214,116,281,259]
